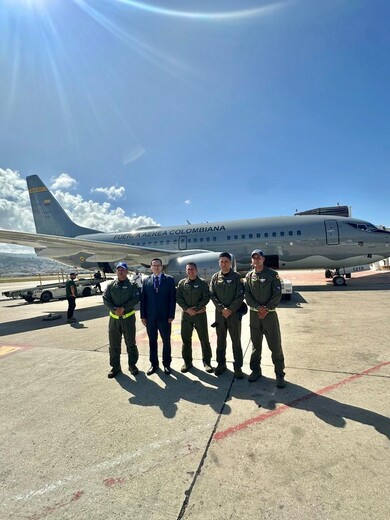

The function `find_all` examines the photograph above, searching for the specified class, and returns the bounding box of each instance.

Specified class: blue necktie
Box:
[154,276,159,293]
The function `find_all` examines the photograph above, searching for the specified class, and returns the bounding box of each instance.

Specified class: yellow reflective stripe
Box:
[109,310,135,319]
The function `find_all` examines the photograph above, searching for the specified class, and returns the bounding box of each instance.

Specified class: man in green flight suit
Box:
[103,261,140,379]
[244,249,286,388]
[210,252,245,378]
[176,262,214,374]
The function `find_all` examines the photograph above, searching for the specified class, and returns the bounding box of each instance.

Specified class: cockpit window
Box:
[348,222,378,232]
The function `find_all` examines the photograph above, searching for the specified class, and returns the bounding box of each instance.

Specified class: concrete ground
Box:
[0,269,389,520]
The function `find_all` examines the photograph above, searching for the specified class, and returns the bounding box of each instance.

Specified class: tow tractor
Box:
[2,277,100,303]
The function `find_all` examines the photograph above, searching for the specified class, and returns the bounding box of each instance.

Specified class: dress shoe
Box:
[214,364,227,376]
[276,373,286,388]
[204,363,214,373]
[180,363,193,373]
[107,368,121,379]
[248,370,262,383]
[129,364,139,376]
[163,366,171,375]
[147,365,159,376]
[234,367,244,379]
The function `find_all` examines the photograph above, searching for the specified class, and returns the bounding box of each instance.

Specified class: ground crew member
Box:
[176,262,214,373]
[103,261,140,379]
[210,252,245,378]
[244,249,286,388]
[65,272,78,323]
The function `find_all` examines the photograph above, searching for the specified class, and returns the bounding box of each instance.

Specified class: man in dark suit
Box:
[141,258,176,375]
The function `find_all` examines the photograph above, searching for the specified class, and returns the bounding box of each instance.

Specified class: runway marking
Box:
[214,360,390,441]
[9,421,214,504]
[0,344,32,358]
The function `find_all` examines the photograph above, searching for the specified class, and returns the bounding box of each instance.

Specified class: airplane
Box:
[0,174,389,286]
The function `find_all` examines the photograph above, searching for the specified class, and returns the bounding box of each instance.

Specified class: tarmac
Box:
[0,269,389,520]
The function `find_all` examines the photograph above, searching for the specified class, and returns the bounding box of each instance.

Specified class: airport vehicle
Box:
[0,175,389,286]
[2,278,99,303]
[280,278,293,299]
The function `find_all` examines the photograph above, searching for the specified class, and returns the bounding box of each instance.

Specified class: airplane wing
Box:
[0,229,210,264]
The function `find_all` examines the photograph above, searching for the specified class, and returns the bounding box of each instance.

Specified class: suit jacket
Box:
[140,273,176,321]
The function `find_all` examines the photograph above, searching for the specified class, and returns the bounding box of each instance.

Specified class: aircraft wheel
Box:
[82,287,92,297]
[333,275,346,286]
[24,296,34,303]
[40,291,52,303]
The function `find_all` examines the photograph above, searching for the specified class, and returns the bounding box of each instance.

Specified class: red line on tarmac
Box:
[214,361,390,441]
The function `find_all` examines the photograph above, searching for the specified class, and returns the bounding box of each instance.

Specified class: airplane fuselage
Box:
[73,215,390,271]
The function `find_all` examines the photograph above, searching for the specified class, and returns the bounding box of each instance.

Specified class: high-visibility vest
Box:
[109,310,135,320]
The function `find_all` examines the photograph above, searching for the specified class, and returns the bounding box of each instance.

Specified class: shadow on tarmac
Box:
[229,376,390,440]
[0,304,108,336]
[116,367,232,419]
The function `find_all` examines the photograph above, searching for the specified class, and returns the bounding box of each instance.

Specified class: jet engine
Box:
[164,252,233,283]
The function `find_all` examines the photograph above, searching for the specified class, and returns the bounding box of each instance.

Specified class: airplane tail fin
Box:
[27,175,102,237]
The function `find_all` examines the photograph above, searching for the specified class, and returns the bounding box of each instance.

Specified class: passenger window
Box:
[234,235,238,239]
[272,232,276,237]
[241,234,245,239]
[297,230,302,235]
[227,236,231,240]
[264,232,268,237]
[288,231,293,236]
[249,234,253,239]
[280,231,284,236]
[256,233,260,238]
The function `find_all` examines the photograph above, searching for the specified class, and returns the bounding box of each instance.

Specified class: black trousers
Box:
[146,318,172,368]
[67,297,76,319]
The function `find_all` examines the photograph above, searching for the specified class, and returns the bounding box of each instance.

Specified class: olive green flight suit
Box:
[244,267,285,375]
[103,278,140,371]
[176,276,212,366]
[210,269,244,369]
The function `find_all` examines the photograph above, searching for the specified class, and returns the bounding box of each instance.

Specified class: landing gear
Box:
[324,269,347,286]
[332,275,346,286]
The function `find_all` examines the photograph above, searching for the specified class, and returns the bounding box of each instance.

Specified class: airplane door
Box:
[324,220,340,245]
[178,236,187,250]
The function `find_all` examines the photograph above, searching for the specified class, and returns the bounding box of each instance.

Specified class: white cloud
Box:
[185,200,191,205]
[91,185,126,200]
[0,168,159,252]
[50,173,77,190]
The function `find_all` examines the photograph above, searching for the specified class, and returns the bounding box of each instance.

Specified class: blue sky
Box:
[0,0,389,251]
